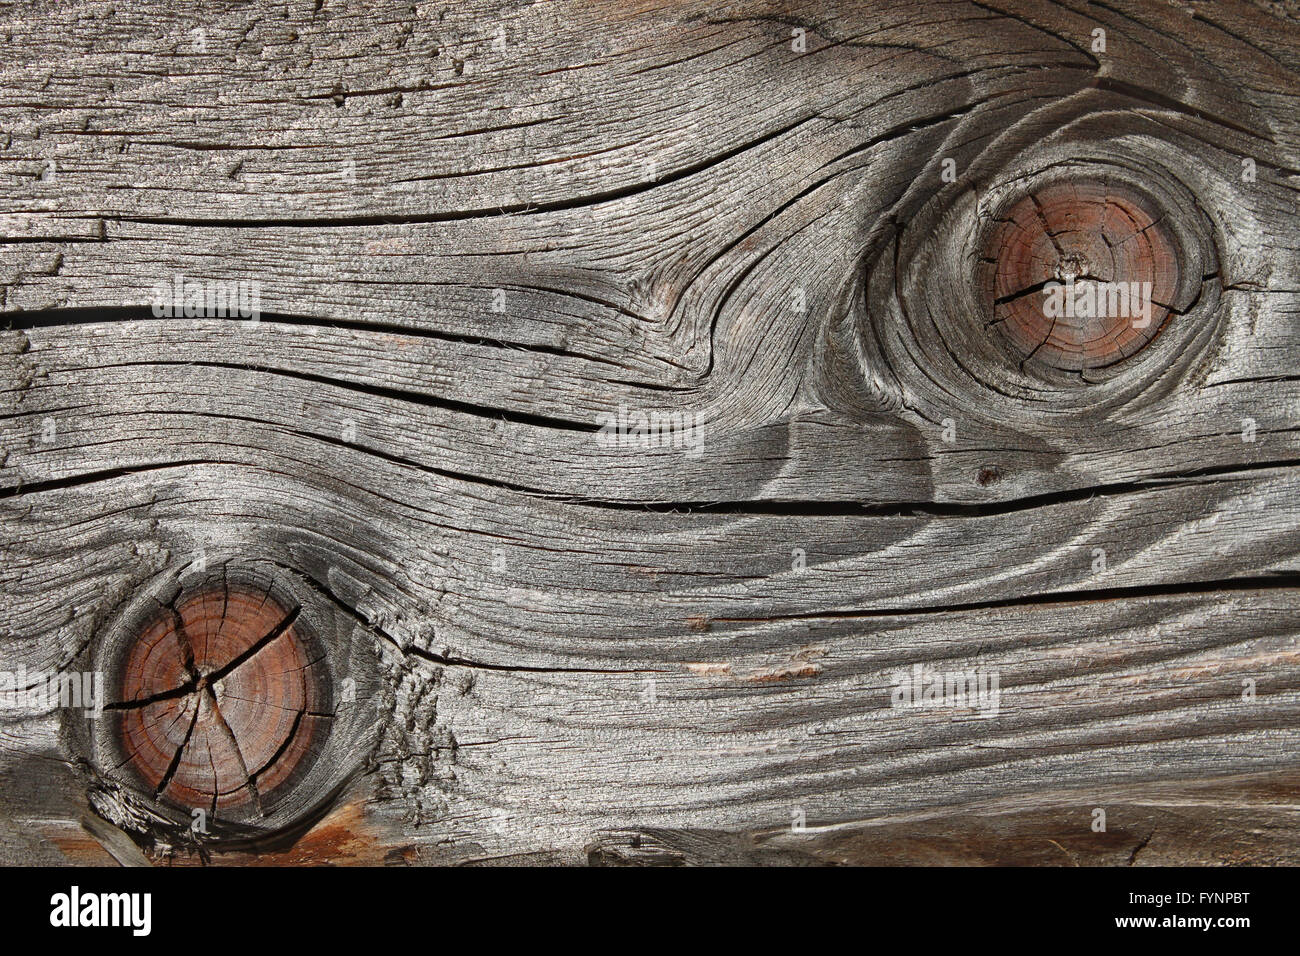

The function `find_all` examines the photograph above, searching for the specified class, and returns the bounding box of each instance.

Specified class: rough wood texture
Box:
[1,0,1298,865]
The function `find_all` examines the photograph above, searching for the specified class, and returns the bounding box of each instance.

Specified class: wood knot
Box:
[981,181,1178,372]
[114,584,328,816]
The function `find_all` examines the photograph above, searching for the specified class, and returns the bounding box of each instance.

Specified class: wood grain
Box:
[0,0,1297,864]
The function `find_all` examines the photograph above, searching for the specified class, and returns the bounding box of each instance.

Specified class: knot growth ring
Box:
[981,181,1180,372]
[113,584,327,817]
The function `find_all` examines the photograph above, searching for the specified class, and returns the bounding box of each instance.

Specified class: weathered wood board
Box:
[1,0,1298,865]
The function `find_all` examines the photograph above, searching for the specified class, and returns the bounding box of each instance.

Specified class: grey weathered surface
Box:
[1,0,1298,864]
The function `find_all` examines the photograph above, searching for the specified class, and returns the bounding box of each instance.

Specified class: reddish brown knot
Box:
[981,181,1179,372]
[112,584,327,816]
